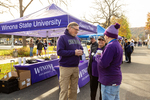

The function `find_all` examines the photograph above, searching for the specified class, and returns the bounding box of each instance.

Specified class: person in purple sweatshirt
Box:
[57,22,83,100]
[90,36,106,100]
[96,23,123,100]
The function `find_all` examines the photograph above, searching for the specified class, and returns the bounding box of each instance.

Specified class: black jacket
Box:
[126,45,132,54]
[87,41,98,77]
[37,43,44,50]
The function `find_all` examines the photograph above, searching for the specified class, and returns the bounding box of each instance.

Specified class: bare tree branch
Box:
[23,0,33,13]
[8,8,15,18]
[83,0,124,28]
[39,0,43,5]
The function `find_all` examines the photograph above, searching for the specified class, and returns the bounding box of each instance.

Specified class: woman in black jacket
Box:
[37,40,44,56]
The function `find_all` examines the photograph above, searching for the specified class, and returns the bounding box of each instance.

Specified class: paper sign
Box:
[22,81,26,86]
[77,85,80,94]
[8,72,12,78]
[27,83,31,86]
[4,75,7,79]
[26,78,30,82]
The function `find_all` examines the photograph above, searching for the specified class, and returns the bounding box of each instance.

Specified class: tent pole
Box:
[54,37,56,49]
[46,31,49,57]
[86,38,87,46]
[11,35,14,48]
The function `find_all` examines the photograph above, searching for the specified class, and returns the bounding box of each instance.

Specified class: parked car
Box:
[48,40,53,46]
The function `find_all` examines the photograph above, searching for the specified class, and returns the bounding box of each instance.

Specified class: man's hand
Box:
[75,49,83,56]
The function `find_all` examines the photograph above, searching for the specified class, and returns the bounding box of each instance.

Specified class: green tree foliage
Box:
[111,15,131,39]
[145,12,150,31]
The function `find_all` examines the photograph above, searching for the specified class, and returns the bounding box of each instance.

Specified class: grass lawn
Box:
[0,50,12,56]
[0,62,17,79]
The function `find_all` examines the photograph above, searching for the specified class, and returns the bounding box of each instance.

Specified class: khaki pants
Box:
[59,66,79,100]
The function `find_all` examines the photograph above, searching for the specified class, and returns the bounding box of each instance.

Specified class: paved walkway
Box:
[0,45,23,50]
[120,46,150,100]
[0,46,150,100]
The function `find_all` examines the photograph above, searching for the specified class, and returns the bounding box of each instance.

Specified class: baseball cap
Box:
[89,36,95,39]
[98,36,105,41]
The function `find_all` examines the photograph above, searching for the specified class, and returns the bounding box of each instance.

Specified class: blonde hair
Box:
[67,22,79,29]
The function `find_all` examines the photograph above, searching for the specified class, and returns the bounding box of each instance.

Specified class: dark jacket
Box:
[87,41,98,77]
[126,45,132,54]
[124,42,128,51]
[37,43,44,50]
[36,40,39,45]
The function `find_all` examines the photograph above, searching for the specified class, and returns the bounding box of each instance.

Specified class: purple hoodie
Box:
[96,40,123,86]
[57,29,83,67]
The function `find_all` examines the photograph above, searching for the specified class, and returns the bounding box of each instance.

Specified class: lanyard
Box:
[108,39,117,44]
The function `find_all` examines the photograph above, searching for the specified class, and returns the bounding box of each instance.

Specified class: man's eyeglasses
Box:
[71,27,79,31]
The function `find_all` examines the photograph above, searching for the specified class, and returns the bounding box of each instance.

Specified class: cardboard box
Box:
[1,71,18,81]
[18,78,31,90]
[17,70,31,90]
[17,70,31,80]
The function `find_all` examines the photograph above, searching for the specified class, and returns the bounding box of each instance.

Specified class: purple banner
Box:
[0,15,67,33]
[78,60,90,88]
[14,59,59,84]
[69,15,97,33]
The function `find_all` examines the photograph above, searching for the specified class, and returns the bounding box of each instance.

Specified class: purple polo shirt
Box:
[96,40,123,86]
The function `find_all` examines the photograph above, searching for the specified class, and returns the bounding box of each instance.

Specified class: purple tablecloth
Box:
[54,60,90,88]
[14,59,59,84]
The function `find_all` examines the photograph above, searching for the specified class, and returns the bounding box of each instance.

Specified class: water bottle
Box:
[82,53,86,61]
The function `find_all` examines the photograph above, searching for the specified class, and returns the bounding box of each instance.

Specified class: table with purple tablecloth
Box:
[54,60,90,88]
[14,59,59,84]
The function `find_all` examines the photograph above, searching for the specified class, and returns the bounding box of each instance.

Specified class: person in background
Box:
[130,41,134,52]
[124,39,128,62]
[126,42,132,63]
[57,22,83,100]
[41,37,43,43]
[36,38,39,56]
[29,39,34,57]
[88,36,98,100]
[88,36,98,78]
[118,39,123,64]
[15,40,18,45]
[118,39,123,50]
[36,38,39,45]
[37,40,44,56]
[44,40,48,55]
[134,41,137,47]
[96,23,123,100]
[89,36,106,100]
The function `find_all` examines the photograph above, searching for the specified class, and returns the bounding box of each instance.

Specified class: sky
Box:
[0,0,150,28]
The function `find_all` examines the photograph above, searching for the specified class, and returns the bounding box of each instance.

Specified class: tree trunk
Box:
[19,0,26,47]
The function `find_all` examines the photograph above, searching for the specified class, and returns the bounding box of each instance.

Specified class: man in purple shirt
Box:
[96,23,123,100]
[57,22,83,100]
